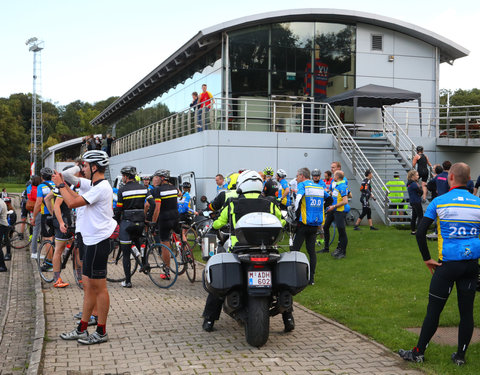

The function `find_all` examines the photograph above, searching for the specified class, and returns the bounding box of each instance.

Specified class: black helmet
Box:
[154,169,170,178]
[40,167,53,178]
[416,145,424,152]
[311,168,321,177]
[121,165,137,177]
[182,182,191,189]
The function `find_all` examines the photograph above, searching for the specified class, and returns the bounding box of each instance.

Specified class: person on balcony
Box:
[198,84,214,131]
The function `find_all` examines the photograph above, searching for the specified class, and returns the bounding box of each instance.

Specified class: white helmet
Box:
[236,170,263,194]
[276,169,287,178]
[82,150,109,167]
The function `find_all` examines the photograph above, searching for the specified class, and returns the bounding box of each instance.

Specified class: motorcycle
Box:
[203,212,310,347]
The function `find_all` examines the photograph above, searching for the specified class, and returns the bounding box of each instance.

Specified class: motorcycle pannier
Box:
[204,253,242,296]
[274,252,310,295]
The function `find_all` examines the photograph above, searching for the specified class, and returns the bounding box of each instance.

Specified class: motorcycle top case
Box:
[235,212,283,246]
[274,251,310,295]
[204,253,243,296]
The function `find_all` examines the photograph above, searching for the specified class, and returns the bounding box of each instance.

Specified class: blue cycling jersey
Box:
[296,180,329,226]
[424,188,480,261]
[332,181,350,213]
[37,180,55,215]
[313,180,327,189]
[278,179,291,206]
[178,192,194,214]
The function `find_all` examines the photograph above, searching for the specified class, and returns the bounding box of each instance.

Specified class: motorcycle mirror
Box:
[200,195,208,203]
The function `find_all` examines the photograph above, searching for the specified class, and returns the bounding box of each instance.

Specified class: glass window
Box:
[271,22,314,49]
[229,26,269,70]
[230,69,268,97]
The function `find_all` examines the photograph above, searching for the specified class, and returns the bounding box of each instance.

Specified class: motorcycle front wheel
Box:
[245,295,270,347]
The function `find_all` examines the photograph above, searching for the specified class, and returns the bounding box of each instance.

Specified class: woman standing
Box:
[407,170,423,235]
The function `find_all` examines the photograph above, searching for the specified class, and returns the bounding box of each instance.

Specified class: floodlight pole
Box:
[26,37,44,176]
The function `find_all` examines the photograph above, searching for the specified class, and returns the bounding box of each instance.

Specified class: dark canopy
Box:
[325,84,421,107]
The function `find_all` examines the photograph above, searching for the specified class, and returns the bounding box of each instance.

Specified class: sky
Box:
[1,0,479,106]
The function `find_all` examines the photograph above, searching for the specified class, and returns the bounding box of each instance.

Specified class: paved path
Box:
[0,245,36,375]
[39,260,422,375]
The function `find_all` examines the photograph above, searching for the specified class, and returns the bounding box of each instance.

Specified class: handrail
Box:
[324,104,389,223]
[382,108,417,167]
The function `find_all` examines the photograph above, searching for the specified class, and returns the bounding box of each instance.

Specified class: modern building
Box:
[82,9,477,223]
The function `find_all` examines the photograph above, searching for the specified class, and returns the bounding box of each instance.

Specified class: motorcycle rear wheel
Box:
[245,296,270,347]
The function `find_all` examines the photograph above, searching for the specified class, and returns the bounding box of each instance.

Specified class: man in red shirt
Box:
[198,84,214,131]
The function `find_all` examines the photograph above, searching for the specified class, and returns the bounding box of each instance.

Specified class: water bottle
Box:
[131,245,140,257]
[140,244,146,257]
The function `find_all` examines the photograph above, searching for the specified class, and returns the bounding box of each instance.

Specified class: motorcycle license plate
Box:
[248,271,272,287]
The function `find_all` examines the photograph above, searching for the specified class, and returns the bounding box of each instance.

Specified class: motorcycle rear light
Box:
[251,257,269,262]
[253,265,265,269]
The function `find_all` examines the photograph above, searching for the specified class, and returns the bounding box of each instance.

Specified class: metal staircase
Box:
[325,104,418,225]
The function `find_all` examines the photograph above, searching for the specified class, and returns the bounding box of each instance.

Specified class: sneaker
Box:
[160,273,171,280]
[353,226,360,231]
[451,352,466,366]
[202,319,214,332]
[283,312,295,332]
[4,253,11,261]
[370,226,379,231]
[426,233,438,240]
[411,231,416,235]
[73,311,82,320]
[76,315,98,326]
[331,248,341,257]
[77,331,108,345]
[0,266,7,272]
[60,328,88,341]
[40,264,53,272]
[398,348,424,363]
[54,278,70,288]
[333,252,346,259]
[121,281,132,288]
[316,248,329,254]
[31,253,40,259]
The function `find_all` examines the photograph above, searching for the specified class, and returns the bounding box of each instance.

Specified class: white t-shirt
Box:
[75,177,92,234]
[81,179,117,246]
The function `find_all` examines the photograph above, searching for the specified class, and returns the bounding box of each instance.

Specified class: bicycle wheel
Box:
[146,244,178,288]
[183,242,196,283]
[71,244,83,289]
[37,240,55,283]
[345,208,360,226]
[171,240,186,276]
[10,221,33,249]
[106,241,139,282]
[185,226,198,250]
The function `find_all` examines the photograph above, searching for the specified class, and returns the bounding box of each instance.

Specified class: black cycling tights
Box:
[417,260,478,356]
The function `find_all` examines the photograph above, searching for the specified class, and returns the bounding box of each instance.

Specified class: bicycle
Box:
[345,207,361,226]
[37,229,83,289]
[182,212,213,251]
[10,221,34,249]
[107,224,179,289]
[170,229,196,283]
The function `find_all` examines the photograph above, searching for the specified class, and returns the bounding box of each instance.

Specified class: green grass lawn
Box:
[0,183,25,194]
[194,225,480,374]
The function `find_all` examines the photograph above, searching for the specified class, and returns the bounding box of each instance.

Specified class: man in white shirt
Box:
[53,150,117,345]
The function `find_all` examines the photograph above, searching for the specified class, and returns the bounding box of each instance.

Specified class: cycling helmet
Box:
[276,169,287,178]
[82,150,109,167]
[227,173,240,190]
[236,170,263,194]
[182,182,191,189]
[263,167,274,176]
[154,169,170,178]
[40,167,53,178]
[311,168,321,177]
[416,145,424,152]
[121,165,137,177]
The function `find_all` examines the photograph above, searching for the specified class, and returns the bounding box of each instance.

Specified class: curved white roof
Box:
[91,8,468,126]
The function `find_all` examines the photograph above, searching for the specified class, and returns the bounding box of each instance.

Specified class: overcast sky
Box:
[1,0,478,105]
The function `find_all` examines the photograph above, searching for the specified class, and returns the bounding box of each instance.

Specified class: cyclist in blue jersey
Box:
[399,163,480,366]
[32,167,55,241]
[324,171,350,259]
[311,169,327,189]
[276,169,291,208]
[178,182,197,241]
[291,168,329,285]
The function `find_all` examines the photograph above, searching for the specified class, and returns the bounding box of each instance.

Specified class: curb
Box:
[0,245,14,348]
[27,258,45,375]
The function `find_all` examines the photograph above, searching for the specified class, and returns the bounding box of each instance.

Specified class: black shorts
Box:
[119,220,144,245]
[75,232,85,261]
[179,213,193,226]
[21,202,28,219]
[41,214,54,237]
[359,207,372,220]
[83,237,111,279]
[53,217,73,241]
[156,219,179,241]
[418,172,428,182]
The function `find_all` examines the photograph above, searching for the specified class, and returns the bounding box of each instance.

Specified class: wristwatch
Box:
[57,183,66,189]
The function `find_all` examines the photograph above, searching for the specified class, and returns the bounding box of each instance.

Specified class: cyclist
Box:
[54,150,117,345]
[412,145,432,199]
[178,182,197,242]
[311,169,327,188]
[0,198,9,271]
[262,167,278,198]
[324,171,350,259]
[151,169,180,280]
[353,170,378,231]
[202,170,290,332]
[276,169,291,209]
[28,176,42,259]
[50,175,75,288]
[291,168,329,285]
[145,174,162,222]
[32,167,55,242]
[114,166,148,288]
[399,162,480,366]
